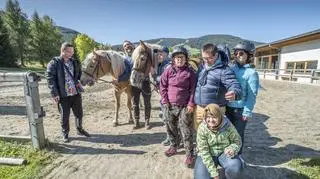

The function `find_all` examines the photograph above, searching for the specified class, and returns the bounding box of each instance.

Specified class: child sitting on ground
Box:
[194,104,243,179]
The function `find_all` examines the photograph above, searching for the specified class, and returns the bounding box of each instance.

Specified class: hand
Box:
[165,103,171,110]
[225,91,235,101]
[224,148,234,158]
[53,96,60,104]
[213,176,219,179]
[242,116,250,121]
[187,106,194,113]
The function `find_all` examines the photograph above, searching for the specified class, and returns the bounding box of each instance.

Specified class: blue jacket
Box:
[154,58,171,84]
[195,55,241,107]
[227,63,260,118]
[118,57,132,82]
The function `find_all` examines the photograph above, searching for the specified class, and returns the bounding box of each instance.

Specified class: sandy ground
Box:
[0,77,319,179]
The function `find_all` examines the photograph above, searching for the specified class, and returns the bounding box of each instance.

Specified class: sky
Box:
[0,0,319,45]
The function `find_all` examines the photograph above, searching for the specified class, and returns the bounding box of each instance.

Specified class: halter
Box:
[83,52,112,83]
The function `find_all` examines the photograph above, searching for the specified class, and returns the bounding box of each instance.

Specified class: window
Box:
[307,61,318,69]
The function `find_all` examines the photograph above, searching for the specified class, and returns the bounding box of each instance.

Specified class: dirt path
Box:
[0,78,319,179]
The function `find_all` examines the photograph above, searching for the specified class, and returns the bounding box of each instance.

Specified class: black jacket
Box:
[46,56,82,98]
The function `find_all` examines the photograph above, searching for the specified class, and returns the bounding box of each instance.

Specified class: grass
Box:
[288,158,320,179]
[0,61,45,73]
[0,140,56,179]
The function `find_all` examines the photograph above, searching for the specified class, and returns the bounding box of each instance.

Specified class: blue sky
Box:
[0,0,319,45]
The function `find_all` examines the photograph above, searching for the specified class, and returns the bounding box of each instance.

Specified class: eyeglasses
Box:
[234,51,245,56]
[174,55,186,59]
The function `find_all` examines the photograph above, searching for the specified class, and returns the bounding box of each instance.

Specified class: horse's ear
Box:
[140,40,147,49]
[93,48,98,56]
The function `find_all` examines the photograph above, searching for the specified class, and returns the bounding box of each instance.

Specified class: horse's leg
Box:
[113,89,121,127]
[126,85,134,124]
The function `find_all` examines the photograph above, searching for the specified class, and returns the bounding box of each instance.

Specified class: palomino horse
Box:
[80,49,133,126]
[129,40,161,129]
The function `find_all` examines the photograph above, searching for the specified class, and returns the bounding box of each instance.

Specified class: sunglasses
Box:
[234,51,245,56]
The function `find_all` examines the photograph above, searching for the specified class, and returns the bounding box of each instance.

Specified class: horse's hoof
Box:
[113,122,118,127]
[128,120,134,124]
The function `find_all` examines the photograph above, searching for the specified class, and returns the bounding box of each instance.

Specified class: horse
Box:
[129,40,162,129]
[80,49,133,127]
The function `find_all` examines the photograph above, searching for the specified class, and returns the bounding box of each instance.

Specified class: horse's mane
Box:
[83,50,126,78]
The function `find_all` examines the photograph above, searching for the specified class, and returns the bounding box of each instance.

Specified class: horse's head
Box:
[80,49,111,86]
[130,41,161,88]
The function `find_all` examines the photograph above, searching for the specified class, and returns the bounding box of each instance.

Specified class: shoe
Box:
[145,120,151,130]
[77,128,90,137]
[133,121,140,129]
[161,138,170,146]
[164,146,177,157]
[62,134,70,143]
[184,154,196,168]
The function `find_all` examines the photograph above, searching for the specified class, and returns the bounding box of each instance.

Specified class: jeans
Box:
[225,106,247,154]
[194,154,243,179]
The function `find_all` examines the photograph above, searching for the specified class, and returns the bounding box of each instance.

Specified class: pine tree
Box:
[2,0,30,67]
[0,13,16,67]
[29,12,62,67]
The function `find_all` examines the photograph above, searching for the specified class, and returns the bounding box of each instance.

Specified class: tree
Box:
[2,0,30,67]
[0,13,16,67]
[97,43,112,50]
[74,34,98,62]
[29,12,62,67]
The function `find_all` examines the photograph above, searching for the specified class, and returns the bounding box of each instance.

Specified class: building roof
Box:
[256,29,320,51]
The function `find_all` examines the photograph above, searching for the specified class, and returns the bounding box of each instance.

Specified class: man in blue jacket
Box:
[194,43,241,130]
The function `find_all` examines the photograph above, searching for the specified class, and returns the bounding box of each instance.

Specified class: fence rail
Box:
[0,71,46,149]
[256,69,320,84]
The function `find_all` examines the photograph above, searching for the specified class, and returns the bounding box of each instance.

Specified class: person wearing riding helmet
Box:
[152,46,172,146]
[194,104,242,179]
[160,46,197,168]
[226,40,260,155]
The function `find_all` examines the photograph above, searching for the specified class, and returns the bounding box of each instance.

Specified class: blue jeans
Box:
[194,154,243,179]
[225,106,247,154]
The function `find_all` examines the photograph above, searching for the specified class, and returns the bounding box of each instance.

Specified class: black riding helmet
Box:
[233,40,255,55]
[171,46,189,59]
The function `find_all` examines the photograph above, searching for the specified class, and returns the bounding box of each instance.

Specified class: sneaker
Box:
[77,128,90,137]
[184,154,196,168]
[164,147,177,157]
[161,138,170,146]
[62,134,70,143]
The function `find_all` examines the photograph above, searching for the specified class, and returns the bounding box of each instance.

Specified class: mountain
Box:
[112,34,265,53]
[56,26,80,42]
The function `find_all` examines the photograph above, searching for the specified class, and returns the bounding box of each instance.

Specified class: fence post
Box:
[310,70,315,83]
[289,70,294,81]
[24,72,46,149]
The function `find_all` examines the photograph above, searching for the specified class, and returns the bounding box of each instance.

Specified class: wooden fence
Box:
[256,69,320,84]
[0,72,46,149]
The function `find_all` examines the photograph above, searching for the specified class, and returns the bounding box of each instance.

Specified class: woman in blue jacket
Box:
[226,41,260,155]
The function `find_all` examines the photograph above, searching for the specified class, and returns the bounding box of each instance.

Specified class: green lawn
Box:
[0,140,56,179]
[288,158,320,179]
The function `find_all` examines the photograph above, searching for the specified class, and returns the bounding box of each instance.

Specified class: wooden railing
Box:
[0,72,46,149]
[256,69,320,84]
